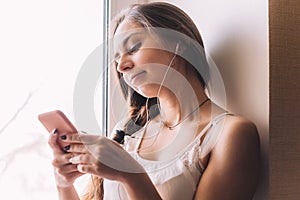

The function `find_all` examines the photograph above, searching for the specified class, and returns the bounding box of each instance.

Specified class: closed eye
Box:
[128,42,142,54]
[114,42,142,65]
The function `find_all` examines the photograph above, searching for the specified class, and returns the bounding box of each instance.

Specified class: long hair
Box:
[82,2,207,199]
[113,2,208,135]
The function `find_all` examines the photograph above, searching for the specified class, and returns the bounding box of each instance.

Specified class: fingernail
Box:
[69,157,74,163]
[51,128,57,134]
[60,135,67,140]
[63,145,70,151]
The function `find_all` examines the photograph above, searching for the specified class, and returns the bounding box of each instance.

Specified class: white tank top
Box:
[103,113,231,200]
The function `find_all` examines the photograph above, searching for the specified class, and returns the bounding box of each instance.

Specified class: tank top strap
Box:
[196,112,234,163]
[195,112,233,141]
[211,112,233,125]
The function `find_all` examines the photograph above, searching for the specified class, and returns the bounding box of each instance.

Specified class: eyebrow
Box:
[114,32,143,58]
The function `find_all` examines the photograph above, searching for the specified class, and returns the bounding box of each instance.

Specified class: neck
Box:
[157,80,209,129]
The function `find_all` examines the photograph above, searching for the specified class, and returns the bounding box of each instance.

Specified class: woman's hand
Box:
[61,133,145,182]
[60,132,162,200]
[48,129,84,188]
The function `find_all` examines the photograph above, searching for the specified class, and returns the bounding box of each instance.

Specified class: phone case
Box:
[38,110,78,148]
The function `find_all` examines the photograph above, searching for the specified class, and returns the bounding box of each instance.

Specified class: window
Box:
[0,0,105,199]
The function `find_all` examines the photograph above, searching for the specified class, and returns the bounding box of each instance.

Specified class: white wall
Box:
[148,0,269,199]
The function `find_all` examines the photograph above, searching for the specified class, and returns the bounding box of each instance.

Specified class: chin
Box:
[135,84,160,98]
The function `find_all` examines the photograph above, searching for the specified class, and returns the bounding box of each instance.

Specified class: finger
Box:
[64,143,87,153]
[79,135,120,148]
[61,134,104,145]
[69,154,95,165]
[78,134,103,144]
[52,153,76,167]
[59,133,81,144]
[77,164,98,175]
[67,171,85,179]
[48,129,64,154]
[56,164,80,175]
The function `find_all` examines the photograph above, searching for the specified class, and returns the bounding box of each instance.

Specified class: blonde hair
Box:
[81,176,103,200]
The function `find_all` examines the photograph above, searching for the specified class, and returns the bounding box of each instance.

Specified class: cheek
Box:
[127,50,175,95]
[133,49,170,66]
[131,51,152,66]
[141,64,169,85]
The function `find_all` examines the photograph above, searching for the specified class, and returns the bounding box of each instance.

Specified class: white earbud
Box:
[175,42,180,55]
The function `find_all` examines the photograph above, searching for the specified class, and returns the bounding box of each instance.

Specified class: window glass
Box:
[0,0,104,199]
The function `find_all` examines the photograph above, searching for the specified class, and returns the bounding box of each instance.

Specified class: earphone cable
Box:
[135,50,178,151]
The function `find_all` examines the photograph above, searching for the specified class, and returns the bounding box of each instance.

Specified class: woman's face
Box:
[113,20,176,98]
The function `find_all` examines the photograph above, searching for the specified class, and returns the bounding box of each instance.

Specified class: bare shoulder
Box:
[226,115,258,132]
[212,115,260,157]
[194,115,260,199]
[210,115,261,185]
[218,115,259,146]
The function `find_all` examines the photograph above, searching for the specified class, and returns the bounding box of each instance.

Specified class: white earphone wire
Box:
[134,43,179,151]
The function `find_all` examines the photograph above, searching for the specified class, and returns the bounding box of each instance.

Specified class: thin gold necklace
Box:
[163,98,210,130]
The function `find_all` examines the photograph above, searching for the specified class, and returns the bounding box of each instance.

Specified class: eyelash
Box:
[114,42,142,64]
[128,42,142,54]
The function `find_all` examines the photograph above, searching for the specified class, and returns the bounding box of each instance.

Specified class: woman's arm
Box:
[120,172,162,200]
[195,116,260,200]
[57,186,80,200]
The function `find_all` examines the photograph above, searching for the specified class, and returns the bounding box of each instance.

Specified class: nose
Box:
[116,54,134,73]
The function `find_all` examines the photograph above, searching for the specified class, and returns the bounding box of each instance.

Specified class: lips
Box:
[130,71,145,82]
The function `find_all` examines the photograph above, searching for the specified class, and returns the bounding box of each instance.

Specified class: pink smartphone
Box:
[38,110,78,148]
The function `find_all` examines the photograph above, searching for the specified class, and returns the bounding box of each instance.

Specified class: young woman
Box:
[48,2,260,200]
